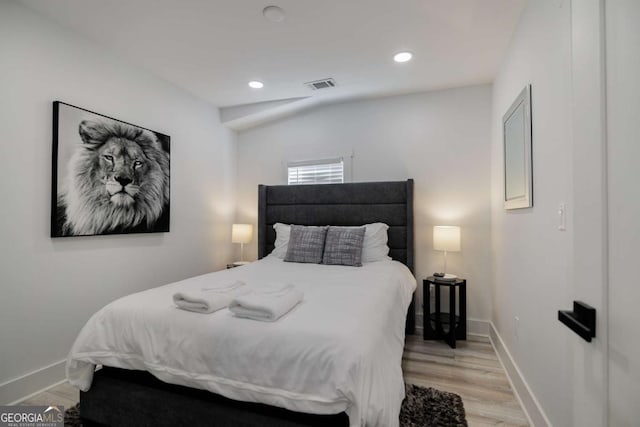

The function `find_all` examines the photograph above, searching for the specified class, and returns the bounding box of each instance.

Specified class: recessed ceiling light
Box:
[263,5,285,23]
[393,52,413,63]
[248,81,264,89]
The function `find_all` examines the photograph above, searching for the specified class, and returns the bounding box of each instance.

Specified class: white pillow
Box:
[360,222,392,263]
[270,222,391,262]
[270,223,291,259]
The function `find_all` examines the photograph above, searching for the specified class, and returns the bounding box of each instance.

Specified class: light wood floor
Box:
[16,334,528,426]
[17,380,79,410]
[403,333,528,426]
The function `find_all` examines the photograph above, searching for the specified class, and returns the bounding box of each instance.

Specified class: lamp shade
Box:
[433,226,460,252]
[232,224,253,244]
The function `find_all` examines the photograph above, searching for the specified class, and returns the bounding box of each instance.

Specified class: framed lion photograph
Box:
[51,101,170,237]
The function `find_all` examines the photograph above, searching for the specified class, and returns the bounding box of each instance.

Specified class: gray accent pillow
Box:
[322,226,366,267]
[284,225,328,264]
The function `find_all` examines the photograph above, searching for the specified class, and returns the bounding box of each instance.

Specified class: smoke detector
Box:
[263,6,285,22]
[305,78,337,91]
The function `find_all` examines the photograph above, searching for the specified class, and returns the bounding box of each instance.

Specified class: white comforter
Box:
[66,256,416,427]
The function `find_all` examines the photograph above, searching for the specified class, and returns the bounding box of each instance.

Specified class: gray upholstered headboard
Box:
[257,179,415,333]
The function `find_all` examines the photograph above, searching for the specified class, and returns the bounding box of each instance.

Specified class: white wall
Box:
[491,1,573,425]
[235,86,493,323]
[606,0,640,425]
[0,1,236,401]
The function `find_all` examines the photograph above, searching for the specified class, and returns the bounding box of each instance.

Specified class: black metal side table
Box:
[423,277,467,348]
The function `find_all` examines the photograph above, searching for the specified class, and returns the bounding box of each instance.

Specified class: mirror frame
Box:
[503,85,533,210]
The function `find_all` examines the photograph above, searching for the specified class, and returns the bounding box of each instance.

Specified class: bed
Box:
[72,179,416,427]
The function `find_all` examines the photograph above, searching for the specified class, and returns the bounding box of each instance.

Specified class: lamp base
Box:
[435,273,458,282]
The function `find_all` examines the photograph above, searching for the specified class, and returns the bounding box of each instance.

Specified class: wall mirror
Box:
[503,85,533,210]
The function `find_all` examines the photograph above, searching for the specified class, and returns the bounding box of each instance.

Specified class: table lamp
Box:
[433,226,461,281]
[232,224,253,266]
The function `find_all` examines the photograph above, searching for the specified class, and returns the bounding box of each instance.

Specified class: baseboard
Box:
[489,323,552,427]
[467,318,490,336]
[0,359,66,405]
[415,315,491,337]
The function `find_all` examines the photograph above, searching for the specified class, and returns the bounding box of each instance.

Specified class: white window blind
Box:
[287,158,344,185]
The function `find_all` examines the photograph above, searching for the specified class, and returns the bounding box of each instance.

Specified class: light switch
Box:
[558,203,566,231]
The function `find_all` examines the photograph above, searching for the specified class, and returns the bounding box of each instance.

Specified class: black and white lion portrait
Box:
[53,104,170,237]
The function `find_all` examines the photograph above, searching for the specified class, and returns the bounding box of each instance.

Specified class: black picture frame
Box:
[51,101,170,237]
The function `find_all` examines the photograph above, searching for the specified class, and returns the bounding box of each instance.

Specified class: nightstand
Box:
[423,276,467,348]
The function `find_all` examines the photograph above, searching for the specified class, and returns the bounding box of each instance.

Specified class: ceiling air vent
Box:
[305,78,337,91]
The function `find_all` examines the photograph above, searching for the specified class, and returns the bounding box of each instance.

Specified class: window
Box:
[287,158,344,185]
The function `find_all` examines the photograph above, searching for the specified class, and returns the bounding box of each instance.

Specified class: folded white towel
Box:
[173,280,246,314]
[229,284,303,322]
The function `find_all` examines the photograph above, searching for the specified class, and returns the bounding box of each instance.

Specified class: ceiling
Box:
[22,0,524,109]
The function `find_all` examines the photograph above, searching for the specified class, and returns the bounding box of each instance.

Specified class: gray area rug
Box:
[399,384,467,427]
[65,383,467,427]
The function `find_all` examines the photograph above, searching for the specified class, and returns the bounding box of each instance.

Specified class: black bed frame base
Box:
[81,367,349,427]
